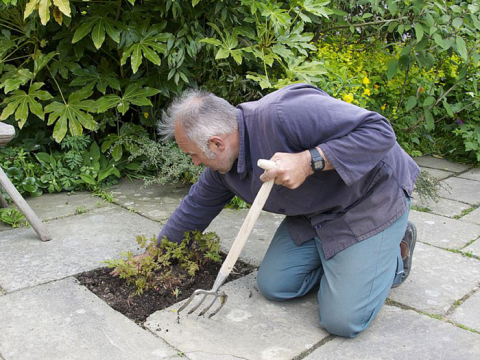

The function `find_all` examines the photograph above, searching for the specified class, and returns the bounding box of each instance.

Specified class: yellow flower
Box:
[374,84,380,90]
[363,88,371,96]
[381,104,386,111]
[343,94,354,103]
[144,112,149,118]
[362,76,370,85]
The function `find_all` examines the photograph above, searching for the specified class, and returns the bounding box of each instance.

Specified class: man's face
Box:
[174,122,236,174]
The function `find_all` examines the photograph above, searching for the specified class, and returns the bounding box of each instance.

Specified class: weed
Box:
[414,170,450,205]
[411,205,431,212]
[76,206,87,214]
[93,189,115,203]
[0,208,27,228]
[454,204,479,219]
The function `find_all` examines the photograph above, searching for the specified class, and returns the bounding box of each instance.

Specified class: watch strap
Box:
[308,148,325,171]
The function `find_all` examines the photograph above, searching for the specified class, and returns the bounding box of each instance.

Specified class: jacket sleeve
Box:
[276,84,396,186]
[156,168,234,245]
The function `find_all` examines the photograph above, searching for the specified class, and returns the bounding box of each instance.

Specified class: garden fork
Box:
[177,159,276,318]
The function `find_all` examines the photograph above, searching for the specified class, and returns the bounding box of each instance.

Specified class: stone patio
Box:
[0,156,479,359]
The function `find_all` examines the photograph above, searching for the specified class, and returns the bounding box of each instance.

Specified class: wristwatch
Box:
[309,147,325,172]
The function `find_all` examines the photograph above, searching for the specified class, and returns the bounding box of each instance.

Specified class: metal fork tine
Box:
[178,289,205,313]
[187,293,208,314]
[207,293,228,319]
[198,295,218,317]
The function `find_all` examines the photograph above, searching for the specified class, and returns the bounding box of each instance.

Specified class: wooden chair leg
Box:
[0,167,52,241]
[0,190,8,208]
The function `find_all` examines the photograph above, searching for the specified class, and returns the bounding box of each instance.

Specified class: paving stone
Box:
[447,289,480,332]
[459,167,480,182]
[0,192,109,232]
[208,209,284,266]
[0,206,161,292]
[146,272,328,360]
[410,196,471,218]
[462,207,480,225]
[438,177,480,205]
[414,156,471,173]
[418,166,454,180]
[27,191,109,220]
[108,178,189,222]
[408,210,480,249]
[304,305,480,360]
[463,239,480,257]
[0,278,181,360]
[389,243,480,315]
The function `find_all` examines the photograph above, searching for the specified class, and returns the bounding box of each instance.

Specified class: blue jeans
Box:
[257,201,410,338]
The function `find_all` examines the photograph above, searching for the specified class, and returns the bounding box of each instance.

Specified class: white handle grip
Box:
[211,159,276,291]
[257,159,276,171]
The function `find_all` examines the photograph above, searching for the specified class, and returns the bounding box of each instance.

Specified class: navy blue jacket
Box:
[157,84,419,259]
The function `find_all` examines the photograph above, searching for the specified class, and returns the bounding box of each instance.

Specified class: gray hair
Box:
[158,89,238,154]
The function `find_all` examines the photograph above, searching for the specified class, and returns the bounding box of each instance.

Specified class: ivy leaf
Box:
[95,83,160,115]
[44,90,97,143]
[70,66,121,94]
[0,82,52,128]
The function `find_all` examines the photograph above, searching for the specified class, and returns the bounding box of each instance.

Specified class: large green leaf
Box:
[72,16,122,49]
[44,90,98,143]
[24,0,70,25]
[121,26,171,74]
[300,0,332,18]
[70,66,120,94]
[0,67,33,94]
[0,82,53,128]
[95,83,160,115]
[456,35,468,61]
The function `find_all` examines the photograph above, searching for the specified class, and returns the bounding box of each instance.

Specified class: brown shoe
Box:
[392,221,417,288]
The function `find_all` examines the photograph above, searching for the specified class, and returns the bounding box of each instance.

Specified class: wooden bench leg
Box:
[0,191,8,208]
[0,167,52,241]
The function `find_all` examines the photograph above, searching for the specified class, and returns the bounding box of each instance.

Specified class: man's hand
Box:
[110,251,151,277]
[260,151,313,189]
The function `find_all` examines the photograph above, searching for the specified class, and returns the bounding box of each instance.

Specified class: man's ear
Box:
[208,136,225,151]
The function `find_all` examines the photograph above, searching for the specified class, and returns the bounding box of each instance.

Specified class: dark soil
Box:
[76,257,255,325]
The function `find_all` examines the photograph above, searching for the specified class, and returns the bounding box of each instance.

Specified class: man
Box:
[156,83,419,338]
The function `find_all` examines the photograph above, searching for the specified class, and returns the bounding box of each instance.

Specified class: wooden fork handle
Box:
[212,159,276,290]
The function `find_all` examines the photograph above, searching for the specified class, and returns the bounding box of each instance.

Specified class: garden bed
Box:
[76,257,255,325]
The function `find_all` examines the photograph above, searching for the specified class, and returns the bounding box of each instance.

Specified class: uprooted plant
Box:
[104,231,222,297]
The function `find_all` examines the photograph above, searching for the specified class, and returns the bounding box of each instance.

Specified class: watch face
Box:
[314,160,323,169]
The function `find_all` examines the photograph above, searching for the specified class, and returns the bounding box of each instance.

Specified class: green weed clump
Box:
[105,231,222,296]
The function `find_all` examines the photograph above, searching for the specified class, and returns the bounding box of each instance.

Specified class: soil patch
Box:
[76,257,255,325]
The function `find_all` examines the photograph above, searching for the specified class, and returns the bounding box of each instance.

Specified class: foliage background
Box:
[0,0,479,199]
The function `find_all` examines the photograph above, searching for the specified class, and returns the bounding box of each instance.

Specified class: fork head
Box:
[177,289,228,318]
